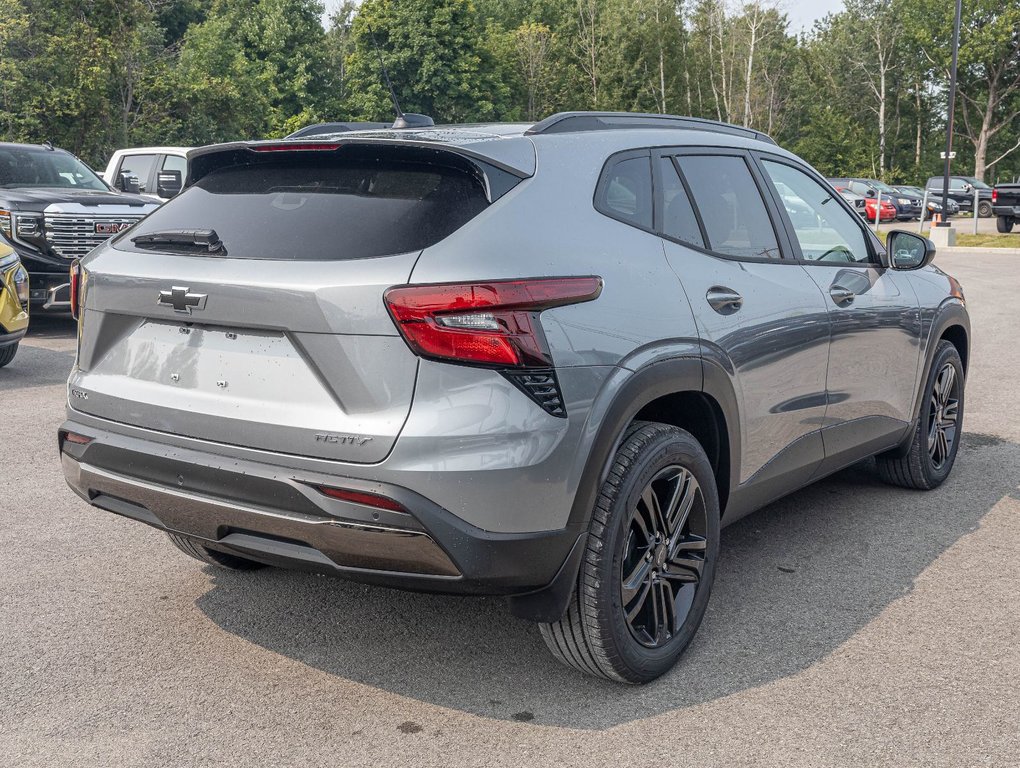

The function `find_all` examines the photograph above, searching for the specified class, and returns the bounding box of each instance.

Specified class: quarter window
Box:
[658,157,704,248]
[596,155,653,230]
[761,160,870,263]
[674,155,781,259]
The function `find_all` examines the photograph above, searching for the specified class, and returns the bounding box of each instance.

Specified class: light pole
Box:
[937,0,963,228]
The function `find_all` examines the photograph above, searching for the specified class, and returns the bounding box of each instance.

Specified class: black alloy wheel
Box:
[877,340,965,490]
[927,362,960,471]
[539,422,720,683]
[621,465,707,648]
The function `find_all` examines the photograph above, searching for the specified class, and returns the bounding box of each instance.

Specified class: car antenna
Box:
[368,26,434,130]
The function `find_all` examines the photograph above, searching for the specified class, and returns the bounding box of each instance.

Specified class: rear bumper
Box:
[58,420,582,602]
[993,205,1020,217]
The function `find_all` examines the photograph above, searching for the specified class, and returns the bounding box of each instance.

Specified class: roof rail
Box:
[524,112,777,145]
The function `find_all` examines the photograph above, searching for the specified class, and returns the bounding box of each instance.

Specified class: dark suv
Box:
[60,112,970,683]
[0,143,157,312]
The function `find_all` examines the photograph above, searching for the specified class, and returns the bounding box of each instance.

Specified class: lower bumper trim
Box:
[59,421,582,600]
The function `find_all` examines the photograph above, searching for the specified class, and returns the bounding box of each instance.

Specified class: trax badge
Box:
[157,286,207,314]
[315,434,373,447]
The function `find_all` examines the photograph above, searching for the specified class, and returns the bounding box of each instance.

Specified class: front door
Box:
[755,156,922,469]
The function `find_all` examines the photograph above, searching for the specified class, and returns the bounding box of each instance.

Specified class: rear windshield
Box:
[118,154,489,260]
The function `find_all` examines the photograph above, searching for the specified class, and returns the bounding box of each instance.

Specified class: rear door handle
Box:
[706,286,743,315]
[829,285,856,306]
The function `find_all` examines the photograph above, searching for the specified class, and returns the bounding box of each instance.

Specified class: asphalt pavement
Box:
[1,251,1018,766]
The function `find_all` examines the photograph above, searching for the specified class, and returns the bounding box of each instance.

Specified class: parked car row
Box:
[828,177,963,222]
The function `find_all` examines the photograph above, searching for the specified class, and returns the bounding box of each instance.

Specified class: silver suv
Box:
[60,113,970,683]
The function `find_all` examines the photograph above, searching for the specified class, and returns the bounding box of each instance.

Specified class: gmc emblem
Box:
[95,221,131,235]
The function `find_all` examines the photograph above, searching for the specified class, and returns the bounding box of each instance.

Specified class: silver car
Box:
[60,112,970,683]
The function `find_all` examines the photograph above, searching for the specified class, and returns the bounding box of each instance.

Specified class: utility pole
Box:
[936,0,962,229]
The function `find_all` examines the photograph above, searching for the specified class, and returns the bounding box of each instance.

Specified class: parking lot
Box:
[1,250,1018,767]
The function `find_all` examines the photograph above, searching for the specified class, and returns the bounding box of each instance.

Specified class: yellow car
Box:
[0,244,29,367]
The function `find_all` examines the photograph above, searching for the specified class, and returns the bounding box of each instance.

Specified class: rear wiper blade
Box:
[131,228,225,253]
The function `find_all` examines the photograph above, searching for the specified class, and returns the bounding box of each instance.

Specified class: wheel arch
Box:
[886,301,970,460]
[509,353,741,622]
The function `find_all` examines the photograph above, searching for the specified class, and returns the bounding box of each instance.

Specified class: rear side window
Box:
[121,155,489,260]
[675,155,780,259]
[595,154,653,230]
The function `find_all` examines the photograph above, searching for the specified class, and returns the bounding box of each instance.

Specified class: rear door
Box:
[756,154,921,468]
[656,149,831,491]
[70,144,501,463]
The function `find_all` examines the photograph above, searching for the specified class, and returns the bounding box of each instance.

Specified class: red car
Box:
[834,186,897,222]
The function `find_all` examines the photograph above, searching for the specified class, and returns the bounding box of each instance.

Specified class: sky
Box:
[783,0,846,33]
[321,0,846,36]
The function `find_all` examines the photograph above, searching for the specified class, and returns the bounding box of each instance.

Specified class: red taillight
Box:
[992,189,998,203]
[69,260,82,320]
[252,143,342,153]
[384,277,603,367]
[315,485,407,513]
[63,432,93,445]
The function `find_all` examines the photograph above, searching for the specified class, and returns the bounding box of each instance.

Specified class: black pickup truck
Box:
[992,183,1020,233]
[0,142,158,312]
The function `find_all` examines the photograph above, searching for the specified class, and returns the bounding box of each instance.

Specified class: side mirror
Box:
[117,172,140,195]
[888,230,935,270]
[156,169,183,199]
[865,189,876,198]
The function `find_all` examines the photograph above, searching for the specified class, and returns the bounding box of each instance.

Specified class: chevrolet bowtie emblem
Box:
[157,286,208,314]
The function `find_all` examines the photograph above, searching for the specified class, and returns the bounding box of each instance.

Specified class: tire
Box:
[0,343,17,368]
[166,532,267,571]
[978,200,993,218]
[996,216,1015,234]
[539,422,720,683]
[876,340,964,490]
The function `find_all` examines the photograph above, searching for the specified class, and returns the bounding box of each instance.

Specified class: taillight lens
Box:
[992,189,998,203]
[69,260,82,320]
[384,277,602,367]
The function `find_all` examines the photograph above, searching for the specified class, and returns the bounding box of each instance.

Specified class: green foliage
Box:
[344,0,514,123]
[0,0,1017,182]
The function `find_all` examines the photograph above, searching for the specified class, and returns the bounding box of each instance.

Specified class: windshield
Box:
[870,181,897,193]
[0,147,109,190]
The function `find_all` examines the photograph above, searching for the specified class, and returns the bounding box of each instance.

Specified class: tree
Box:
[908,0,1020,179]
[515,22,552,120]
[345,0,514,123]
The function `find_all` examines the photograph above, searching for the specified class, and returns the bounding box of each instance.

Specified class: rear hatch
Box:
[69,138,531,462]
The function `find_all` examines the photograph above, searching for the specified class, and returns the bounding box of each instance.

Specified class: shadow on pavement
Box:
[193,436,1018,729]
[25,314,77,340]
[1,338,75,389]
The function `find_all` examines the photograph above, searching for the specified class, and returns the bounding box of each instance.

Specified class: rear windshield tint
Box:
[118,154,489,260]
